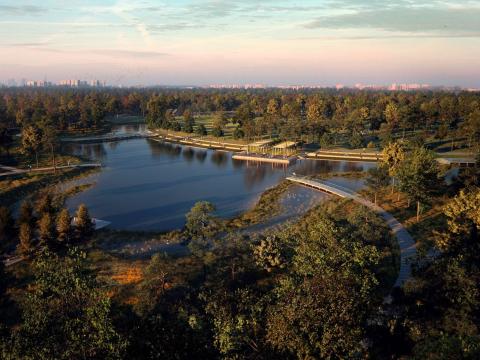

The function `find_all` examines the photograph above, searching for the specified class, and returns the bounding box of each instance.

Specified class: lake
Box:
[63,125,376,231]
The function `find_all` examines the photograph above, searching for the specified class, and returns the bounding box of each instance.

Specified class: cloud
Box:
[187,1,239,18]
[294,33,480,41]
[0,5,46,15]
[184,0,330,19]
[304,6,480,34]
[1,45,169,59]
[147,23,198,33]
[90,49,169,59]
[5,41,50,47]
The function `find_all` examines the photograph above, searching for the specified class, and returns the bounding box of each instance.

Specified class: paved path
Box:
[287,176,416,288]
[0,163,102,178]
[60,133,155,143]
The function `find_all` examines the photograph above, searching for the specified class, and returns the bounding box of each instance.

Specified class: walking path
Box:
[0,163,102,178]
[287,176,416,287]
[60,132,155,143]
[152,134,246,152]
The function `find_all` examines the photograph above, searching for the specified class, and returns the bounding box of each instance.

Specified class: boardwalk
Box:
[287,176,416,288]
[232,153,296,165]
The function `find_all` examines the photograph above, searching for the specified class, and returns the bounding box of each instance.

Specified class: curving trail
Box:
[287,176,416,288]
[0,163,101,178]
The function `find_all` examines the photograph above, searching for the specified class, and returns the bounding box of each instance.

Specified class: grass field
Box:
[104,114,146,124]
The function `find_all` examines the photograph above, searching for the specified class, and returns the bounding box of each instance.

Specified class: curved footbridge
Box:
[286,176,416,288]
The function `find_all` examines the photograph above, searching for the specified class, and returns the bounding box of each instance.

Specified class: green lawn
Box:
[175,114,240,139]
[104,114,146,124]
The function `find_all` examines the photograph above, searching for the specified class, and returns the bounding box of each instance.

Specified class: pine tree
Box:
[17,201,35,228]
[17,223,34,256]
[0,206,14,244]
[38,213,56,247]
[35,193,55,215]
[57,208,72,244]
[75,204,93,241]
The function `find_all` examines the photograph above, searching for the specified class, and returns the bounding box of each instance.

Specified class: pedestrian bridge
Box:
[287,175,417,288]
[286,176,356,198]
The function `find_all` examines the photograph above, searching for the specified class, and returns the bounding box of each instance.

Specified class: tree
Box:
[213,110,227,128]
[349,132,364,149]
[37,212,56,247]
[106,97,121,116]
[0,259,10,316]
[140,253,170,306]
[21,125,41,167]
[196,124,207,136]
[17,201,35,228]
[211,127,223,137]
[10,249,126,359]
[384,102,400,131]
[435,188,480,258]
[0,123,13,155]
[464,109,480,150]
[253,236,285,273]
[382,141,405,193]
[35,193,55,215]
[319,132,334,148]
[17,223,34,256]
[0,206,14,245]
[40,123,58,172]
[233,127,244,139]
[186,201,218,256]
[397,147,441,221]
[203,287,268,359]
[146,95,167,128]
[306,96,328,142]
[183,109,195,133]
[456,150,480,188]
[265,98,281,135]
[57,208,72,244]
[75,204,94,240]
[212,111,227,138]
[366,165,390,205]
[266,213,380,359]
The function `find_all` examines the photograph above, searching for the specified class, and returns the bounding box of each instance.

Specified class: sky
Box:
[1,0,480,86]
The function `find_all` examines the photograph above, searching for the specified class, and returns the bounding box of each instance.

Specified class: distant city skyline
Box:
[5,79,479,92]
[1,0,480,86]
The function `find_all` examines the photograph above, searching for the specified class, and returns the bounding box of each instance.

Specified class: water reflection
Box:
[195,150,207,163]
[294,159,373,176]
[243,164,282,189]
[111,123,147,135]
[211,151,228,168]
[232,158,244,169]
[61,142,107,161]
[182,147,195,162]
[64,131,376,231]
[147,140,182,159]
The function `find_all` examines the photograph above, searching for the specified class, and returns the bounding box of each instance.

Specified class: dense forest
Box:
[0,88,479,359]
[1,87,479,144]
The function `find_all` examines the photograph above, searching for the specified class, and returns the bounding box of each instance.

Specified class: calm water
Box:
[63,125,375,231]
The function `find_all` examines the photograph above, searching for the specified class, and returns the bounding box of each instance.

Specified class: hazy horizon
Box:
[1,0,480,87]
